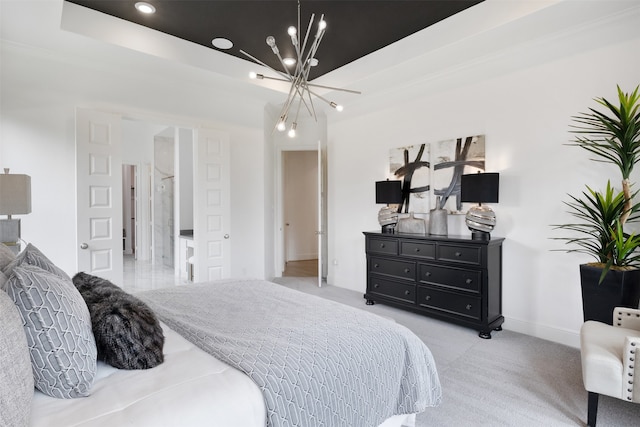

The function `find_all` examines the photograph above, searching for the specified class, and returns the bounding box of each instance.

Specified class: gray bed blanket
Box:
[138,279,441,427]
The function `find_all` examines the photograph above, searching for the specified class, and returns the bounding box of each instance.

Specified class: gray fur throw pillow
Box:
[72,272,164,370]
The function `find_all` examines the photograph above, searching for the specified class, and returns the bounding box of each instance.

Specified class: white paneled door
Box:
[193,128,230,282]
[317,141,327,287]
[75,108,123,285]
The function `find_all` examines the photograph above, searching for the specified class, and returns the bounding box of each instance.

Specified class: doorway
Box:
[119,120,186,290]
[282,150,318,278]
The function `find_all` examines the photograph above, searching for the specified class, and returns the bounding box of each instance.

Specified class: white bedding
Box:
[30,322,266,427]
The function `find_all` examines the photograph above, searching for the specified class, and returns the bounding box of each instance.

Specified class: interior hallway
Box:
[283,259,318,277]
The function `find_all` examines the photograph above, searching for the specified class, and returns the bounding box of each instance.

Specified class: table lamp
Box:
[376,180,402,233]
[0,168,31,254]
[460,172,499,240]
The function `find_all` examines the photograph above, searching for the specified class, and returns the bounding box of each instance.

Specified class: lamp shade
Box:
[376,180,402,204]
[0,173,32,215]
[460,172,499,203]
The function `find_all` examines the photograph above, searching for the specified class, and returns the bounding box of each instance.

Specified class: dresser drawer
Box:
[399,241,436,260]
[438,244,481,265]
[418,264,481,293]
[369,276,416,304]
[417,286,481,320]
[367,238,398,255]
[369,257,415,280]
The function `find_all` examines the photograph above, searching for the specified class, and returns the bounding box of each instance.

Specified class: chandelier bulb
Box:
[316,20,326,36]
[336,105,344,112]
[277,119,287,132]
[266,36,276,47]
[288,26,297,36]
[249,72,257,79]
[288,123,297,138]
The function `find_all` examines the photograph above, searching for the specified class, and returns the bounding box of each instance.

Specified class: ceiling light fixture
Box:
[212,37,233,50]
[135,2,156,14]
[240,0,360,138]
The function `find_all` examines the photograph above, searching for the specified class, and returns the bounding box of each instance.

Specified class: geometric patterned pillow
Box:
[5,264,97,399]
[2,243,71,283]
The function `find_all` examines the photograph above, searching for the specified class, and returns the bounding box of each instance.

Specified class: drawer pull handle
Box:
[374,283,380,288]
[404,268,410,273]
[425,295,431,301]
[380,243,385,248]
[466,279,473,284]
[455,252,462,257]
[374,263,379,268]
[466,304,472,310]
[415,248,420,252]
[404,290,411,296]
[425,272,431,277]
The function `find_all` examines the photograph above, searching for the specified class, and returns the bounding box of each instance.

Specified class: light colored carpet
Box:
[272,277,640,426]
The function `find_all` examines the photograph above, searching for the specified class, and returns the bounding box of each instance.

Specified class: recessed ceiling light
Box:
[212,38,233,50]
[283,57,296,66]
[135,2,156,14]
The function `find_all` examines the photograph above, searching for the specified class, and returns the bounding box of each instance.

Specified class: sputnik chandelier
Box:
[240,1,360,138]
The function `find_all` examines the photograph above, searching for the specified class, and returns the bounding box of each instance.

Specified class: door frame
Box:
[275,144,328,282]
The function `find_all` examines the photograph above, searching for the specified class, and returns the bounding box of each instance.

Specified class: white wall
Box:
[0,40,266,280]
[327,10,640,347]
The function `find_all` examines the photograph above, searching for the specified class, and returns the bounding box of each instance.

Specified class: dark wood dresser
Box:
[363,231,504,338]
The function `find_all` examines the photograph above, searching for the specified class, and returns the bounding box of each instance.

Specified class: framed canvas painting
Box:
[431,135,485,214]
[389,144,430,214]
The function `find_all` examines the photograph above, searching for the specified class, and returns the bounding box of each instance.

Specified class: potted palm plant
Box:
[554,85,640,324]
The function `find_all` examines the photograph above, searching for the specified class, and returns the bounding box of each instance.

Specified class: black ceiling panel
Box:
[67,1,484,80]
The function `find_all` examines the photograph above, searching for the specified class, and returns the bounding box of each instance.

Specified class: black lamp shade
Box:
[460,173,499,203]
[376,180,403,204]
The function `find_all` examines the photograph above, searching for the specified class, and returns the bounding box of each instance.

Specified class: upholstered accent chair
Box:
[580,307,640,426]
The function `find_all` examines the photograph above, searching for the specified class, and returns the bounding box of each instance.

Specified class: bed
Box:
[1,243,441,427]
[29,322,266,426]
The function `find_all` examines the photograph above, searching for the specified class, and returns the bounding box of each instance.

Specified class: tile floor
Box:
[122,255,187,293]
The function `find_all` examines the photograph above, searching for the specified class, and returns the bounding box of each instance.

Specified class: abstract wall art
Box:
[389,135,485,215]
[431,134,485,214]
[389,144,430,214]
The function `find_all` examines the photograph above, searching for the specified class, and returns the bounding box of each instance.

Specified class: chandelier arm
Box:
[258,75,293,84]
[280,76,304,121]
[302,29,325,71]
[306,87,338,110]
[274,50,293,79]
[239,49,292,81]
[301,81,318,121]
[293,83,313,117]
[299,13,315,64]
[304,82,362,95]
[293,93,304,124]
[294,0,302,72]
[307,89,318,121]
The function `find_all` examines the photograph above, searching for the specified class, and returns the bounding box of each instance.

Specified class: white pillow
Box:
[0,289,33,426]
[6,264,97,399]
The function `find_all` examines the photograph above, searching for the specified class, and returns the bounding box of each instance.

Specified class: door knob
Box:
[224,234,230,239]
[80,243,88,250]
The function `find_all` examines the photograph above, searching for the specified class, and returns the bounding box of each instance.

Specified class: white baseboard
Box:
[504,316,580,348]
